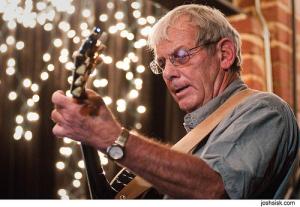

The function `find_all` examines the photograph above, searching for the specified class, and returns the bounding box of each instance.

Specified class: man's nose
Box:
[162,60,180,81]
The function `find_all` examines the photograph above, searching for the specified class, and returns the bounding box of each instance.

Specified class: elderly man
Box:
[51,4,299,198]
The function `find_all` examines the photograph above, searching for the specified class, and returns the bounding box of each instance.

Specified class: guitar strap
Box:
[115,88,258,199]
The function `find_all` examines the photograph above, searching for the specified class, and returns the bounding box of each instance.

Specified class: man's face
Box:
[155,19,221,113]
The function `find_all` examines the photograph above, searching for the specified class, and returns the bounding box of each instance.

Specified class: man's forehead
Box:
[155,24,197,51]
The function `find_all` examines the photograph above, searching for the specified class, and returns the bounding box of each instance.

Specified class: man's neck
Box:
[213,72,239,98]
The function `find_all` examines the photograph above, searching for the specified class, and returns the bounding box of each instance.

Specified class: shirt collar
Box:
[183,78,247,132]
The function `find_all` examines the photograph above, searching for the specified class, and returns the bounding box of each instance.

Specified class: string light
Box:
[23,78,32,88]
[134,78,143,90]
[53,38,63,47]
[32,94,40,102]
[6,67,16,76]
[24,131,33,141]
[16,41,25,50]
[43,53,51,62]
[56,161,66,170]
[57,189,67,197]
[59,147,73,157]
[72,180,81,188]
[27,98,35,107]
[114,11,124,20]
[128,89,139,99]
[40,71,49,80]
[0,0,164,199]
[140,26,152,36]
[108,25,117,34]
[99,14,108,22]
[13,126,23,140]
[106,2,115,10]
[47,64,55,71]
[8,91,18,101]
[30,83,39,92]
[126,72,134,80]
[133,10,141,18]
[135,122,142,129]
[131,2,141,9]
[63,137,73,144]
[82,9,91,18]
[44,23,53,31]
[127,33,134,40]
[137,105,146,113]
[120,30,128,38]
[58,21,71,32]
[147,16,156,24]
[7,20,17,29]
[101,55,113,64]
[67,30,76,38]
[103,96,112,105]
[93,79,108,88]
[37,13,46,25]
[116,99,127,112]
[67,76,73,84]
[66,6,75,15]
[81,29,90,37]
[7,58,16,67]
[0,44,8,53]
[116,22,126,30]
[78,160,85,169]
[73,36,80,44]
[36,2,47,11]
[61,195,69,200]
[26,112,39,121]
[136,65,145,73]
[15,115,24,124]
[6,36,16,45]
[74,172,83,179]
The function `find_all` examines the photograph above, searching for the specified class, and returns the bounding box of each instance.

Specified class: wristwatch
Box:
[106,127,130,160]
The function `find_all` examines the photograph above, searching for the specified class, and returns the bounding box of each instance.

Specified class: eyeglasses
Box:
[149,41,218,75]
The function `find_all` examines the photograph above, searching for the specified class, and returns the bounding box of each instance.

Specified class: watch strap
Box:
[115,127,129,147]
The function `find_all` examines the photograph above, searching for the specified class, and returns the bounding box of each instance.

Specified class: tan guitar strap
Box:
[115,88,257,199]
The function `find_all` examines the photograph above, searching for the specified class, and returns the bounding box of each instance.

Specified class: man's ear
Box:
[217,38,236,71]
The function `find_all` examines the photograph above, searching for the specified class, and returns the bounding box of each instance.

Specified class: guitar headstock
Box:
[70,27,106,100]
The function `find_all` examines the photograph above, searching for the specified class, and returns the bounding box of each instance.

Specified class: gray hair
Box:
[148,4,242,72]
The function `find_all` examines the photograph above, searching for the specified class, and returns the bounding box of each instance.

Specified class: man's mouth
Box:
[175,85,189,95]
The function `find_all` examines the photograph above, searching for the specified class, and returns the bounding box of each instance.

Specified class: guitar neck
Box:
[80,144,115,199]
[69,27,115,199]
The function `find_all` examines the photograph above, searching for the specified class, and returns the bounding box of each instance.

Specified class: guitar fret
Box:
[111,169,136,193]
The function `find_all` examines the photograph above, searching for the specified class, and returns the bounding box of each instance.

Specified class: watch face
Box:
[108,145,124,160]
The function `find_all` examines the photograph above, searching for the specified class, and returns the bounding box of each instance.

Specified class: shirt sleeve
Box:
[194,94,294,198]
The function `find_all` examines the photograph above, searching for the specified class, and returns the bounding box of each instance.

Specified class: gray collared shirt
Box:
[184,78,299,198]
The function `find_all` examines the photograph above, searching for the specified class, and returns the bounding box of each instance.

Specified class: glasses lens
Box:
[157,58,166,69]
[150,60,163,74]
[171,48,189,65]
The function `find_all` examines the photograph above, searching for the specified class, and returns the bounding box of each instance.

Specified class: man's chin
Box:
[173,94,198,113]
[178,101,196,113]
